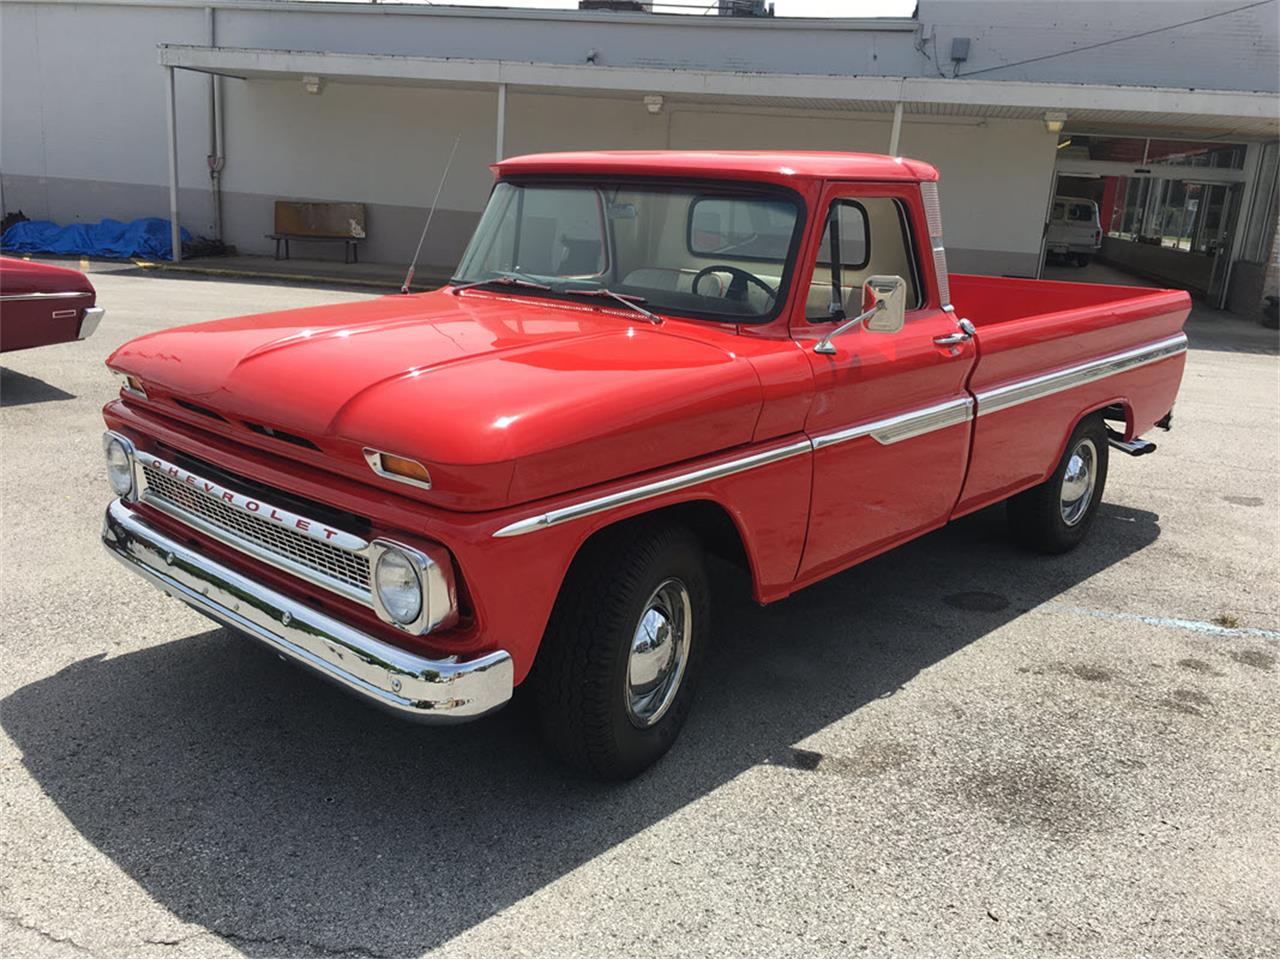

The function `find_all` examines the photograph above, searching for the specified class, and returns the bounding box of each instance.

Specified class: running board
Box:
[1107,429,1157,457]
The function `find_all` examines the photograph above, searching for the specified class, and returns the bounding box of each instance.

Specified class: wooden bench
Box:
[267,201,366,263]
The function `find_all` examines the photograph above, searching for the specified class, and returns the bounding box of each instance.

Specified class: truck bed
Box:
[950,273,1190,516]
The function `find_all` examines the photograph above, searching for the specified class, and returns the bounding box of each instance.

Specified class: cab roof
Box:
[493,150,939,185]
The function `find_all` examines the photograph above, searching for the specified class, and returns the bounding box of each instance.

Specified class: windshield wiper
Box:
[561,287,662,324]
[449,272,551,295]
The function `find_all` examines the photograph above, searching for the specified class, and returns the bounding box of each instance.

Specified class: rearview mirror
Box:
[861,275,907,334]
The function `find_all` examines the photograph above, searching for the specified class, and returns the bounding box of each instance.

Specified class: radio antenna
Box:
[400,133,462,294]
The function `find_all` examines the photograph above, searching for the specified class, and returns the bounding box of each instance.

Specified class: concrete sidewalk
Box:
[130,253,453,292]
[1,251,451,292]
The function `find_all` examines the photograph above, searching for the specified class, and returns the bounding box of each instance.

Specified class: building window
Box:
[1059,134,1246,171]
[1106,175,1239,256]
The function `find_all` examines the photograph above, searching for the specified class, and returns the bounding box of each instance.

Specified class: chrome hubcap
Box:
[1060,437,1097,526]
[625,578,692,728]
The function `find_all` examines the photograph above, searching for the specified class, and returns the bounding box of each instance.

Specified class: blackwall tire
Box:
[532,521,710,780]
[1007,415,1110,554]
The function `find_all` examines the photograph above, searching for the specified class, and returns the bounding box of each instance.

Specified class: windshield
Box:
[452,180,803,322]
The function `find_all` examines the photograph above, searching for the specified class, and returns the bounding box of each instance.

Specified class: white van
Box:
[1047,197,1102,266]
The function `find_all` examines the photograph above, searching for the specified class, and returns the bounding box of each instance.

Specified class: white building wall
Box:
[666,105,1056,274]
[0,1,211,228]
[917,0,1280,93]
[0,0,1270,279]
[217,81,503,267]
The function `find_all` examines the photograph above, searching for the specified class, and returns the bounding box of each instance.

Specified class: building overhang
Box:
[159,43,1280,140]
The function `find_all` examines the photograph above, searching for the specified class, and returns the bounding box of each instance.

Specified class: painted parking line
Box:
[1043,604,1280,641]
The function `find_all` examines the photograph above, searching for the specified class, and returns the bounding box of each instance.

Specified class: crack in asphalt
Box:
[4,908,389,958]
[206,928,388,958]
[0,909,96,956]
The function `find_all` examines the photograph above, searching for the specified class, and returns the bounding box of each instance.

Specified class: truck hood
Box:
[108,289,764,510]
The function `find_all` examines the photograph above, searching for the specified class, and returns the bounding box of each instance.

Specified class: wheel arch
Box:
[1042,398,1127,478]
[569,497,757,587]
[522,496,758,689]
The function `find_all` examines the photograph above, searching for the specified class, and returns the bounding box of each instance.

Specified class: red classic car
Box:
[100,152,1189,778]
[0,256,104,352]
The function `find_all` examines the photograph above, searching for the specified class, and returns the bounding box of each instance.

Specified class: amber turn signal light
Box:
[113,370,148,399]
[363,448,432,490]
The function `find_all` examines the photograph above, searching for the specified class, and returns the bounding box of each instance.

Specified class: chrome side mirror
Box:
[814,275,908,355]
[861,275,907,334]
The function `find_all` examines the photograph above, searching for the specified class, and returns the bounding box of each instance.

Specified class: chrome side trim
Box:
[811,396,973,450]
[492,438,813,539]
[78,305,105,340]
[0,290,90,302]
[975,334,1188,417]
[103,500,513,723]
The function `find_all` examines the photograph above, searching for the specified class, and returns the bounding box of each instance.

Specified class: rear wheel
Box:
[1007,415,1109,554]
[532,521,710,780]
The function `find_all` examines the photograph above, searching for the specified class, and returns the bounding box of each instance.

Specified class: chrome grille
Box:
[141,463,371,594]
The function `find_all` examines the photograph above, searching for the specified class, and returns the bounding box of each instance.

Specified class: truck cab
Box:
[101,152,1189,778]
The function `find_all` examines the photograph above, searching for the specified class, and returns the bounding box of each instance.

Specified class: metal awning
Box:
[160,44,1280,137]
[156,43,1280,261]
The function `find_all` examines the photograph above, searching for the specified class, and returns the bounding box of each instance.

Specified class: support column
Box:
[888,101,904,156]
[495,82,507,162]
[164,65,182,262]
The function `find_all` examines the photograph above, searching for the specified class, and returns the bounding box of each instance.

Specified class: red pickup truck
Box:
[101,152,1189,778]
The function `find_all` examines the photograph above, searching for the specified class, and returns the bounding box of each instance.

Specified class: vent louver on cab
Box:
[919,181,952,311]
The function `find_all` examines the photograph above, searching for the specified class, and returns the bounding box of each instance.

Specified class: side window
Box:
[805,197,920,320]
[1052,201,1066,221]
[814,202,870,271]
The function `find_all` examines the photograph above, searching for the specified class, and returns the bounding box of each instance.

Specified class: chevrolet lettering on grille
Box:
[141,454,366,552]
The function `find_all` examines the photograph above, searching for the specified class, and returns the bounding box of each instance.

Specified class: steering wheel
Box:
[691,264,778,303]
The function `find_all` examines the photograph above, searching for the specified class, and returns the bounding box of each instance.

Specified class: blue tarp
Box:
[0,217,191,260]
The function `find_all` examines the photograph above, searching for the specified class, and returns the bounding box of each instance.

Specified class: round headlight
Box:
[374,548,423,625]
[105,436,134,497]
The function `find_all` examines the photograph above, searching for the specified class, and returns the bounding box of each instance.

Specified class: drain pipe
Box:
[889,101,904,156]
[888,78,905,156]
[206,6,225,242]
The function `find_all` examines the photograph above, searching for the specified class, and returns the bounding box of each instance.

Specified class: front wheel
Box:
[1007,415,1110,554]
[532,521,710,779]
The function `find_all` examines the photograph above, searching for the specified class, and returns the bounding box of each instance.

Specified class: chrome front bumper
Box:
[102,499,513,722]
[79,306,105,340]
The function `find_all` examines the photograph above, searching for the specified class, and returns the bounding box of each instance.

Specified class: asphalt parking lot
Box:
[1,262,1277,958]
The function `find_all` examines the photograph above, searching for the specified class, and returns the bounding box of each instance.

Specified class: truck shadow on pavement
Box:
[3,502,1159,957]
[0,367,76,407]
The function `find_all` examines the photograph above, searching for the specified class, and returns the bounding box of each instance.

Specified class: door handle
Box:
[934,317,976,347]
